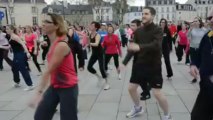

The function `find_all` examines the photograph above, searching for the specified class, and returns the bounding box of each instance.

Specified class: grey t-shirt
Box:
[188,28,208,48]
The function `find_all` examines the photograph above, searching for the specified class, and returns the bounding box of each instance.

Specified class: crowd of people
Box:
[0,6,213,120]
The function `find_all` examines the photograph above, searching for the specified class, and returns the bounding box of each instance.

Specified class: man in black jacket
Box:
[190,10,213,120]
[122,7,172,120]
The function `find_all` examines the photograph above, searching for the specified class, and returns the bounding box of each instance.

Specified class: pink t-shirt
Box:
[178,30,188,45]
[25,33,37,52]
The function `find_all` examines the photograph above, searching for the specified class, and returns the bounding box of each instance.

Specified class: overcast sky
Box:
[45,0,188,6]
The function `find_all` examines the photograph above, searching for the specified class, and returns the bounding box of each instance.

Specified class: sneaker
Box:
[191,78,197,83]
[24,86,34,91]
[118,73,121,80]
[14,83,21,88]
[126,106,144,118]
[140,92,151,100]
[163,115,173,120]
[104,83,110,90]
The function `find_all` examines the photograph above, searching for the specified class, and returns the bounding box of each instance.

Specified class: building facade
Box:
[92,2,113,23]
[146,0,176,23]
[123,6,143,24]
[1,0,47,26]
[176,4,197,22]
[42,4,94,26]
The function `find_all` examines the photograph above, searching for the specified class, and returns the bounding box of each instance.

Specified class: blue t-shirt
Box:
[98,30,107,43]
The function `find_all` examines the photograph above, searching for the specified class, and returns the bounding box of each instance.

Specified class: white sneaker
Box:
[118,73,122,80]
[163,115,173,120]
[14,83,21,88]
[24,86,34,91]
[104,83,110,90]
[126,106,144,118]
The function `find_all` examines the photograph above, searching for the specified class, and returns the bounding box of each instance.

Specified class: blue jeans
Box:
[12,52,32,86]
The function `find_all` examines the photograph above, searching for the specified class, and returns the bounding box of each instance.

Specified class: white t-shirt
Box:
[0,32,9,46]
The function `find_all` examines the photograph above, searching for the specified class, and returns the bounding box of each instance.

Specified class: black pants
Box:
[42,47,49,61]
[87,53,107,78]
[28,48,42,72]
[105,54,119,71]
[162,51,173,77]
[12,52,33,86]
[191,76,213,120]
[0,48,12,69]
[121,35,128,47]
[189,47,199,67]
[34,85,78,120]
[176,44,190,63]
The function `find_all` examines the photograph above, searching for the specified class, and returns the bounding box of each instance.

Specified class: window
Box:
[33,17,37,25]
[11,17,15,25]
[85,11,88,14]
[167,14,169,20]
[159,1,161,5]
[153,1,156,5]
[135,13,137,16]
[106,9,109,13]
[106,16,109,21]
[167,7,169,12]
[96,16,100,21]
[101,16,103,21]
[173,7,175,12]
[32,7,37,13]
[161,7,164,12]
[156,7,158,12]
[96,9,99,14]
[162,14,164,18]
[101,9,104,13]
[10,7,14,13]
[169,0,173,4]
[164,0,167,4]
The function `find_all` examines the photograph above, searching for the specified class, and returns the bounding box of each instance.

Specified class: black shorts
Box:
[130,63,163,89]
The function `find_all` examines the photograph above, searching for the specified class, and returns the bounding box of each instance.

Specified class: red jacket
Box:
[102,34,121,55]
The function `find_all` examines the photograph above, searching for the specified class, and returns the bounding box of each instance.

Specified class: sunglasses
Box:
[207,16,213,20]
[43,20,54,24]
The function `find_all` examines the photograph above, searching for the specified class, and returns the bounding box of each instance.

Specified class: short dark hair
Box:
[126,24,130,28]
[144,6,156,16]
[131,19,141,27]
[91,21,101,31]
[115,23,119,26]
[107,25,114,33]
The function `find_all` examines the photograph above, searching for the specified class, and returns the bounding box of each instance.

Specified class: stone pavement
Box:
[0,50,199,120]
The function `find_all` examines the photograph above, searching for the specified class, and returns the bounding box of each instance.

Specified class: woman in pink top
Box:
[175,23,190,64]
[76,26,88,60]
[30,13,78,120]
[25,25,42,73]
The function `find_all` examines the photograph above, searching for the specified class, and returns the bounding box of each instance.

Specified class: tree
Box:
[112,0,128,24]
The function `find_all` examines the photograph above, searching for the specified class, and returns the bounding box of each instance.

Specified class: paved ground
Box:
[0,49,199,120]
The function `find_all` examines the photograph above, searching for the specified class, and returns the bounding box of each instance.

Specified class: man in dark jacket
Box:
[122,7,172,120]
[190,10,213,120]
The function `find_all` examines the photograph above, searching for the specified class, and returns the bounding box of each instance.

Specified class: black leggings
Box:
[176,44,190,63]
[28,48,42,72]
[87,53,107,78]
[42,47,49,61]
[162,51,173,77]
[105,54,119,71]
[0,48,12,69]
[34,85,78,120]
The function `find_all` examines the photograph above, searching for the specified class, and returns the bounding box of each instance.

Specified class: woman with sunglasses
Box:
[30,13,78,120]
[187,17,208,83]
[159,18,173,79]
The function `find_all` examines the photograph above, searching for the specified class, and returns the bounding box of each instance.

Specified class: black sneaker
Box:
[140,92,151,100]
[191,78,197,83]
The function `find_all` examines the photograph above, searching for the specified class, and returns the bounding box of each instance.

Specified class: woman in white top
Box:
[187,17,208,83]
[0,26,12,70]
